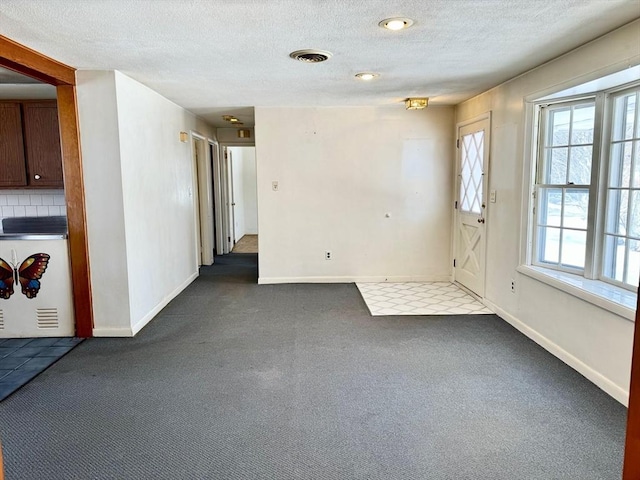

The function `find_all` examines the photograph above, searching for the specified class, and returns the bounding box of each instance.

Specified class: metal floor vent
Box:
[37,308,59,329]
[289,49,333,63]
[0,310,3,330]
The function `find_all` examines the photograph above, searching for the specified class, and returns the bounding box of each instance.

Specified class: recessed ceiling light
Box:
[379,17,414,31]
[355,72,379,81]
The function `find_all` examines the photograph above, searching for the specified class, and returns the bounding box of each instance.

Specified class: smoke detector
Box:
[289,49,333,63]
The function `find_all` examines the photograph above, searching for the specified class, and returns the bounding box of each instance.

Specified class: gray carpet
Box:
[0,254,627,479]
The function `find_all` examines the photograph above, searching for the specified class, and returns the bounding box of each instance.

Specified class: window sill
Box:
[516,265,637,321]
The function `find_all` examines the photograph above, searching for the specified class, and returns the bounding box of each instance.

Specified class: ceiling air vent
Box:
[289,49,333,63]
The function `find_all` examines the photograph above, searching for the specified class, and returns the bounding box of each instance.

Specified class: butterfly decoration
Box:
[0,253,51,299]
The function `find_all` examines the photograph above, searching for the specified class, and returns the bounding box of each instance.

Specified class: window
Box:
[603,90,640,287]
[531,84,640,292]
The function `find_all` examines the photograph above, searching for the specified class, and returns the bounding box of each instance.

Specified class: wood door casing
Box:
[22,101,64,188]
[0,103,27,187]
[0,34,94,338]
[623,286,640,478]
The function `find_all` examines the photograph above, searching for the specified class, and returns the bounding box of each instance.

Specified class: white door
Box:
[192,139,203,266]
[226,149,236,248]
[454,117,490,297]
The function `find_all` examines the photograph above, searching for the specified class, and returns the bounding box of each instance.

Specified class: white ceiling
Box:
[0,0,638,127]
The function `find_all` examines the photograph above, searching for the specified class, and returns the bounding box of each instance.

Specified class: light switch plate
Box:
[272,181,278,191]
[490,190,496,203]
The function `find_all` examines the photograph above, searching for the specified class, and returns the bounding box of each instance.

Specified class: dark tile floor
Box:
[0,337,83,401]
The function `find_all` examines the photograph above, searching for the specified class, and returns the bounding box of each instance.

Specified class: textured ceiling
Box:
[0,0,638,127]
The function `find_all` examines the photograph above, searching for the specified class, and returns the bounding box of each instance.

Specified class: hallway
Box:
[0,254,627,479]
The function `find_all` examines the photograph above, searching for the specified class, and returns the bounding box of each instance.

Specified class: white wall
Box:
[76,71,131,335]
[229,146,258,238]
[255,106,455,283]
[77,70,216,336]
[456,20,640,404]
[242,147,258,234]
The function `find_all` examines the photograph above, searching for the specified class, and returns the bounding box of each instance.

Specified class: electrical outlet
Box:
[272,181,279,191]
[325,251,332,260]
[511,279,516,293]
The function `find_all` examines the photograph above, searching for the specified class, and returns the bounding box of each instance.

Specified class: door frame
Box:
[0,35,93,337]
[191,132,214,266]
[209,139,222,256]
[453,112,491,298]
[218,142,256,254]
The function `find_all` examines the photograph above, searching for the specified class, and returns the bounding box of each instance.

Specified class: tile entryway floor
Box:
[0,337,83,401]
[356,282,493,316]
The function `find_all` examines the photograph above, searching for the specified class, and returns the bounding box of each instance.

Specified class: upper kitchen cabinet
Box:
[0,102,27,187]
[22,101,64,188]
[0,100,64,189]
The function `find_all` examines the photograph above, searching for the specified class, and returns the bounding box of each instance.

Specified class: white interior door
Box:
[454,117,490,297]
[226,149,236,248]
[192,138,203,266]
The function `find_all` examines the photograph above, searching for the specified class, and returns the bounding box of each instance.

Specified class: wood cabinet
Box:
[0,100,64,189]
[0,103,27,187]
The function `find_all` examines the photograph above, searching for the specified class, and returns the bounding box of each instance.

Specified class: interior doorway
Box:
[227,146,258,254]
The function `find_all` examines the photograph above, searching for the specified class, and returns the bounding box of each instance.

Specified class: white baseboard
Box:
[93,272,198,338]
[130,272,199,336]
[258,274,453,285]
[92,327,133,337]
[483,298,629,406]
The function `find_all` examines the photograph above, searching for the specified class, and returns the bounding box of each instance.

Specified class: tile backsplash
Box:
[0,190,66,232]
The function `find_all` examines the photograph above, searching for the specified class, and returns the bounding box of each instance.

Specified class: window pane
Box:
[634,141,640,188]
[605,189,628,235]
[460,131,484,214]
[571,104,595,144]
[544,148,567,184]
[561,229,586,269]
[613,93,637,142]
[630,190,640,238]
[549,108,570,146]
[538,188,562,227]
[564,189,589,229]
[603,235,626,282]
[568,146,592,185]
[609,142,632,188]
[538,226,560,264]
[628,239,640,287]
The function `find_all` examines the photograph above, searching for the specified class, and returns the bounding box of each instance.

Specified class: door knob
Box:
[34,174,41,180]
[231,203,236,206]
[477,218,485,224]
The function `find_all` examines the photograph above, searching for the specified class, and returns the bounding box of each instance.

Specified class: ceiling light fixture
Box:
[229,118,240,123]
[355,72,379,81]
[379,17,414,31]
[222,115,234,121]
[405,98,429,110]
